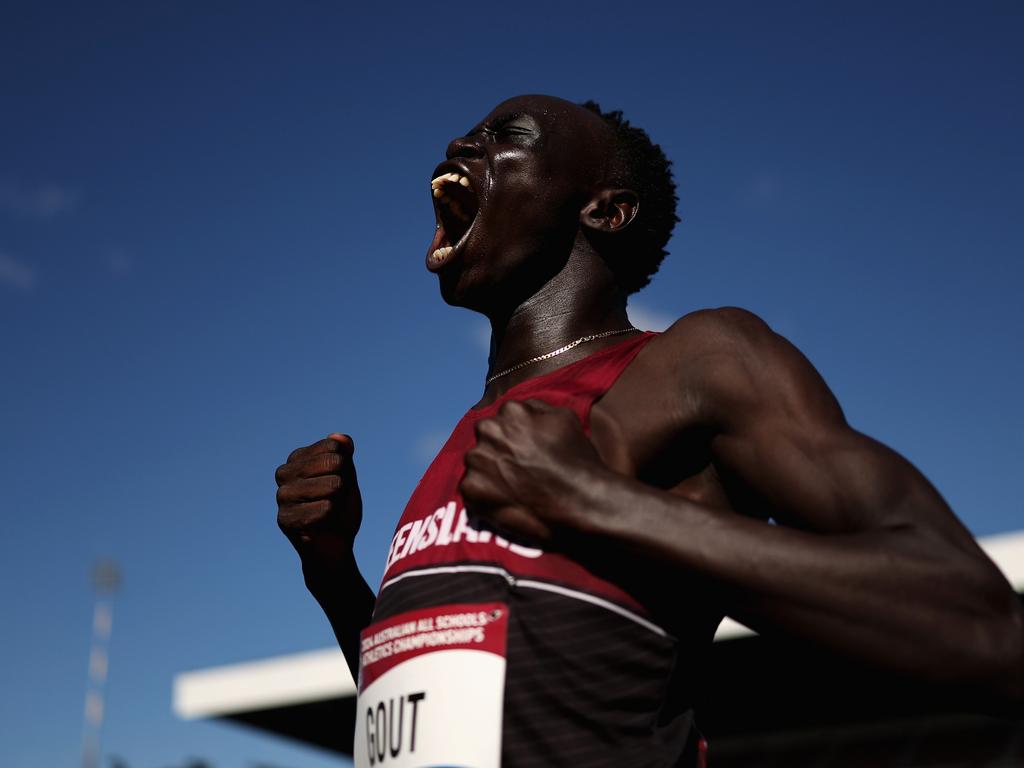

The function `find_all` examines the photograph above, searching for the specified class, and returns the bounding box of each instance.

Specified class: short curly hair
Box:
[580,100,680,295]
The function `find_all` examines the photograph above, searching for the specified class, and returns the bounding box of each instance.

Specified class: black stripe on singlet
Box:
[373,568,701,768]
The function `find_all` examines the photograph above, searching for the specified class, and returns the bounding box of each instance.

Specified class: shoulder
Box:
[651,306,785,386]
[659,306,775,353]
[651,306,845,429]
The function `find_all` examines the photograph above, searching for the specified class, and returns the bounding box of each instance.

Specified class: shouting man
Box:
[275,95,1023,767]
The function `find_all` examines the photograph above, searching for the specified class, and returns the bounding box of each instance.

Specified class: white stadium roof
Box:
[173,529,1024,722]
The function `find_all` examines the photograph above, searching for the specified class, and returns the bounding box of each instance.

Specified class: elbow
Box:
[931,554,1024,715]
[998,603,1024,714]
[975,596,1024,716]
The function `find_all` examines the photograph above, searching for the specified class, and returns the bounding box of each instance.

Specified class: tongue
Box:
[428,223,449,253]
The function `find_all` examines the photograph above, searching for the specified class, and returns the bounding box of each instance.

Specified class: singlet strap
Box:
[571,331,659,434]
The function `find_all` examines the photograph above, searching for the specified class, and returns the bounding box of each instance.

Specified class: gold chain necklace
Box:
[485,327,639,385]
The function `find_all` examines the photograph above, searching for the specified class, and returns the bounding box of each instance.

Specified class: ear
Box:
[580,189,639,233]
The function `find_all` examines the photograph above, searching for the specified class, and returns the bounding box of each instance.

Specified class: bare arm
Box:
[276,434,376,681]
[459,310,1024,710]
[568,444,1023,707]
[301,553,376,682]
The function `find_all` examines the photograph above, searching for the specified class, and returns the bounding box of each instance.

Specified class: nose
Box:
[446,134,485,160]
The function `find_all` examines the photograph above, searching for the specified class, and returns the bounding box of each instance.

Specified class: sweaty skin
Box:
[277,94,1024,711]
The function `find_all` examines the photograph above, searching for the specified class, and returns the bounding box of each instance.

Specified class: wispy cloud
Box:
[413,429,450,464]
[0,251,36,291]
[470,318,491,352]
[0,180,78,219]
[627,302,676,332]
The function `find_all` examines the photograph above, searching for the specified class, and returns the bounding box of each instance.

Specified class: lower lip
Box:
[425,245,457,273]
[425,220,475,273]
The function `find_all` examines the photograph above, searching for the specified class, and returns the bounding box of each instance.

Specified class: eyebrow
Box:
[488,111,526,129]
[466,111,529,136]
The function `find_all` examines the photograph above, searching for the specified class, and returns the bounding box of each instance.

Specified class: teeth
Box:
[431,171,475,217]
[429,172,475,252]
[431,246,453,261]
[430,172,472,191]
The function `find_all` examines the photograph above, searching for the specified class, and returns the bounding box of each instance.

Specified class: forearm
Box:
[565,465,1024,704]
[302,554,377,682]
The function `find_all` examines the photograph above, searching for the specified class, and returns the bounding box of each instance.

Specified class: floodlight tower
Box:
[81,559,121,768]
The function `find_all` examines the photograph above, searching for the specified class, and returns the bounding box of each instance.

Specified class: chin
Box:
[435,234,573,316]
[437,274,489,313]
[435,268,504,317]
[437,278,462,308]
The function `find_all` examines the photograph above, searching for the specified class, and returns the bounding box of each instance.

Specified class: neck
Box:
[480,245,634,403]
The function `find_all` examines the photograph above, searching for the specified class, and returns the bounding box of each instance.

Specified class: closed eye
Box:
[462,125,532,141]
[464,112,536,139]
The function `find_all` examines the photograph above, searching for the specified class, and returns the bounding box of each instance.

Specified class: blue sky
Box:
[1,1,1021,766]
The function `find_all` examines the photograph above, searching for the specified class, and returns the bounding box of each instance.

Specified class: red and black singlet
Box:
[365,332,707,767]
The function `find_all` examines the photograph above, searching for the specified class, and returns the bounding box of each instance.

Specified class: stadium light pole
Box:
[81,559,121,768]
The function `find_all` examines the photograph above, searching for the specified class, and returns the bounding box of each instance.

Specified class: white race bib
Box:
[354,602,508,768]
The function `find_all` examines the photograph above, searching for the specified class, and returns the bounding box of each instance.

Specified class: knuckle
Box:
[316,437,341,453]
[287,437,333,463]
[317,452,343,475]
[276,503,299,530]
[278,500,330,536]
[308,499,332,521]
[475,418,499,440]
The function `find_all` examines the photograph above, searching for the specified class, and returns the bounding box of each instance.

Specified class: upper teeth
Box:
[431,172,474,221]
[431,172,471,190]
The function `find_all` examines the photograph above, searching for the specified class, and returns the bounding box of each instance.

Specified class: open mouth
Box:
[426,170,480,271]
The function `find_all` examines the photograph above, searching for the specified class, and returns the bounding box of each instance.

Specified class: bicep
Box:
[713,415,955,539]
[685,310,972,547]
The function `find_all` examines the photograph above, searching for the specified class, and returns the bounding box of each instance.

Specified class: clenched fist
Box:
[459,399,606,546]
[276,433,362,569]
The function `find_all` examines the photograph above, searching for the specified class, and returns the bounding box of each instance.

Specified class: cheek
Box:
[488,180,578,255]
[491,152,566,218]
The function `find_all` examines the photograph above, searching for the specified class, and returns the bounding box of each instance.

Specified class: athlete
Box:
[275,95,1024,767]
